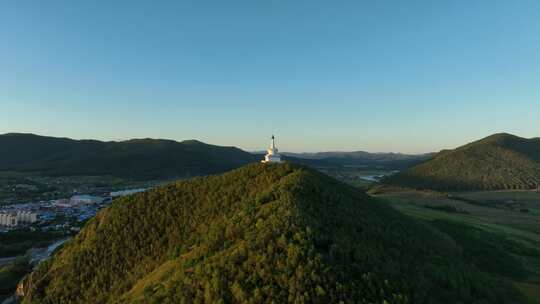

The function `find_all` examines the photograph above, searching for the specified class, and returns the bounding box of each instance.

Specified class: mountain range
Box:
[0,133,258,179]
[0,133,427,179]
[4,132,538,191]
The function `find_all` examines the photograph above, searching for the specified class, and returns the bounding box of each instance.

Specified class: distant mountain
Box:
[384,133,540,190]
[18,163,518,303]
[252,151,431,170]
[0,133,258,179]
[283,151,421,160]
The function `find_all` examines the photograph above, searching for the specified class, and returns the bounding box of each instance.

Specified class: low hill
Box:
[0,133,258,179]
[384,133,540,190]
[18,163,519,303]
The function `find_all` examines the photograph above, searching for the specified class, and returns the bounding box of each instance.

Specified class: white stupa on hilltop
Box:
[262,135,282,163]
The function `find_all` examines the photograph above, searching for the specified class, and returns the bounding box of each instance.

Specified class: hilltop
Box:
[384,133,540,190]
[18,163,519,303]
[0,133,258,179]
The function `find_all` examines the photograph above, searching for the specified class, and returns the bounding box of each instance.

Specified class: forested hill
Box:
[0,133,258,179]
[19,163,519,303]
[384,133,540,190]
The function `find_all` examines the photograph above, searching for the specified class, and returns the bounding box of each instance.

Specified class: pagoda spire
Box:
[262,135,282,163]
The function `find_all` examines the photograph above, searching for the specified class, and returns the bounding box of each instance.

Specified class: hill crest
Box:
[385,133,540,190]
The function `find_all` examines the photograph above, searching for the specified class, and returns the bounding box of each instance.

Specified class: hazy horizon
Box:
[1,130,533,155]
[2,1,539,153]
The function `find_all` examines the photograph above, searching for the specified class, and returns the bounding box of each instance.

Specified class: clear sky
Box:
[1,1,539,153]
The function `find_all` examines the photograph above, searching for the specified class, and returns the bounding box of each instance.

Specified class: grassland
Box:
[376,189,540,303]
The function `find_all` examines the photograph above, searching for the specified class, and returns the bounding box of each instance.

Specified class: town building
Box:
[17,211,38,223]
[0,211,38,227]
[262,135,282,163]
[0,213,18,227]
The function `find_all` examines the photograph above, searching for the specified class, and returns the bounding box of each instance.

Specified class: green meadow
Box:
[377,190,540,303]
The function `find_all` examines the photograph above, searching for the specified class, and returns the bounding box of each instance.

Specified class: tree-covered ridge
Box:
[385,133,540,190]
[0,133,257,179]
[19,163,520,303]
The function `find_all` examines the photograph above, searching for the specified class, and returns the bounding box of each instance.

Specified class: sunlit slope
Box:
[385,133,540,190]
[20,163,519,303]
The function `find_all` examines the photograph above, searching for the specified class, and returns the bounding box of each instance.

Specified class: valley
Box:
[375,189,540,304]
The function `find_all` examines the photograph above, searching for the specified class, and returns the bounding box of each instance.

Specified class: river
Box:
[0,237,70,267]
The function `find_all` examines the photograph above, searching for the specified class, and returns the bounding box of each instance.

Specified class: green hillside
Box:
[0,133,258,179]
[18,163,520,303]
[385,133,540,190]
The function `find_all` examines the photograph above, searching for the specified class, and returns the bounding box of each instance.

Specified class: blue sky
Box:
[1,1,539,153]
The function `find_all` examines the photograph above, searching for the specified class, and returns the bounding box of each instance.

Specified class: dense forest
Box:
[384,133,540,190]
[0,133,258,179]
[19,163,521,303]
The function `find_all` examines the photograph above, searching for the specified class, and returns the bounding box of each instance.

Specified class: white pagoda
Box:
[262,135,282,163]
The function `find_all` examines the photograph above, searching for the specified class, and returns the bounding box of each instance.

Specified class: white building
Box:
[0,211,37,227]
[17,211,37,223]
[262,135,282,163]
[0,213,18,227]
[70,195,104,205]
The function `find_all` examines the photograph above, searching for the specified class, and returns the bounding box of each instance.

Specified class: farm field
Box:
[376,190,540,303]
